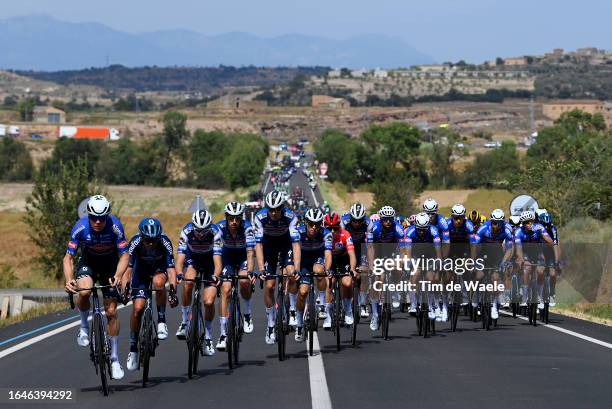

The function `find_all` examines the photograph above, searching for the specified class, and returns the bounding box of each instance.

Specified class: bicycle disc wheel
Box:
[92,314,109,396]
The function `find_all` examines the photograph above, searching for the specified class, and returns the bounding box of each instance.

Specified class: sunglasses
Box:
[381,217,394,222]
[227,215,242,222]
[307,222,321,228]
[88,215,106,223]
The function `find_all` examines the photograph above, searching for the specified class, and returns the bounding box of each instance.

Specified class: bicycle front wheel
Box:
[227,295,236,369]
[140,309,152,387]
[92,313,109,396]
[308,287,316,356]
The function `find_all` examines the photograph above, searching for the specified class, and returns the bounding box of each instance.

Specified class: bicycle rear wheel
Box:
[381,303,390,340]
[92,314,109,396]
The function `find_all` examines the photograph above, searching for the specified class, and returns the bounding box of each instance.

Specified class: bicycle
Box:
[136,286,167,387]
[223,269,253,369]
[178,273,217,379]
[68,285,115,396]
[540,265,553,324]
[299,271,327,355]
[329,265,355,349]
[414,276,436,338]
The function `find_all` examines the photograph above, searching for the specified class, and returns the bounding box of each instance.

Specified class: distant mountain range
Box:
[0,14,435,71]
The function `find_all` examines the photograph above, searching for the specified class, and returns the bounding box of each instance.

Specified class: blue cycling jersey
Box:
[254,207,300,246]
[177,222,223,257]
[430,214,450,242]
[340,213,372,246]
[403,225,441,246]
[514,223,550,245]
[475,221,513,250]
[542,223,559,244]
[368,219,406,246]
[445,217,477,244]
[128,234,175,271]
[217,219,255,261]
[298,224,332,260]
[66,215,128,258]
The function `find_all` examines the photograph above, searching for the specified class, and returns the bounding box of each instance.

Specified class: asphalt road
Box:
[1,172,611,409]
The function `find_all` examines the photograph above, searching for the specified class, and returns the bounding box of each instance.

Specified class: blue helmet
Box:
[538,212,552,225]
[139,218,162,239]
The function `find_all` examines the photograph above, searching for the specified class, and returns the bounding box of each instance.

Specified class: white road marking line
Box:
[308,332,333,409]
[499,310,612,349]
[0,303,130,359]
[311,188,319,208]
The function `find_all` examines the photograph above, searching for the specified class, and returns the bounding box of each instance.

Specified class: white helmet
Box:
[535,208,547,217]
[451,204,466,216]
[350,203,367,220]
[519,210,535,223]
[265,190,285,209]
[224,201,245,216]
[415,212,430,229]
[304,208,324,223]
[87,195,111,217]
[192,209,212,230]
[509,215,521,226]
[423,198,439,213]
[378,206,396,218]
[491,209,505,221]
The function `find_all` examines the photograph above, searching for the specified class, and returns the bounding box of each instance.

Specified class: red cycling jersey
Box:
[331,228,354,257]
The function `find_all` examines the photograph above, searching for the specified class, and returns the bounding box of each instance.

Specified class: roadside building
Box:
[311,95,350,109]
[32,106,66,124]
[373,68,388,79]
[504,57,528,66]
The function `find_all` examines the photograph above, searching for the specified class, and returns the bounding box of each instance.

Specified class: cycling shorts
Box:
[76,256,119,299]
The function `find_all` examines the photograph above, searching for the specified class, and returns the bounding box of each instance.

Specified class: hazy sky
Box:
[1,0,610,62]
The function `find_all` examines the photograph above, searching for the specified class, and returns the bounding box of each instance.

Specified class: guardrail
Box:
[0,289,65,319]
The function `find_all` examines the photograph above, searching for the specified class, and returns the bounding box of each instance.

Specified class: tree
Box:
[426,130,460,188]
[0,138,33,181]
[313,129,364,187]
[24,159,105,281]
[96,137,161,185]
[223,136,269,189]
[372,171,419,216]
[463,141,520,188]
[161,110,189,182]
[44,138,107,180]
[190,130,231,188]
[18,97,36,121]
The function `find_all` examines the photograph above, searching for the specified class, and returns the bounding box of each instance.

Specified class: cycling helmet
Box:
[423,198,439,213]
[139,218,162,239]
[379,206,396,218]
[415,212,430,229]
[519,210,535,223]
[305,208,324,223]
[224,201,245,216]
[324,212,341,228]
[370,213,380,222]
[350,203,367,220]
[87,195,111,217]
[451,204,466,217]
[265,190,285,209]
[539,212,552,224]
[509,215,521,227]
[468,210,482,224]
[408,214,417,224]
[192,209,213,230]
[490,208,505,221]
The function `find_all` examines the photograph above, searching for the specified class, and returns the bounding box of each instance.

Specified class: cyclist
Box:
[473,209,514,320]
[367,206,405,330]
[402,213,442,319]
[254,190,301,345]
[216,202,256,351]
[295,208,332,341]
[422,198,451,245]
[468,210,487,231]
[445,204,477,319]
[341,203,373,319]
[175,210,223,357]
[325,212,358,329]
[124,218,178,371]
[537,210,560,306]
[514,210,555,309]
[64,195,129,380]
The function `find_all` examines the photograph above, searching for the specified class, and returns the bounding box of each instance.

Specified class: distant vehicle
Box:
[30,134,44,140]
[455,143,465,148]
[8,126,20,137]
[279,143,288,150]
[58,126,120,140]
[484,141,502,148]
